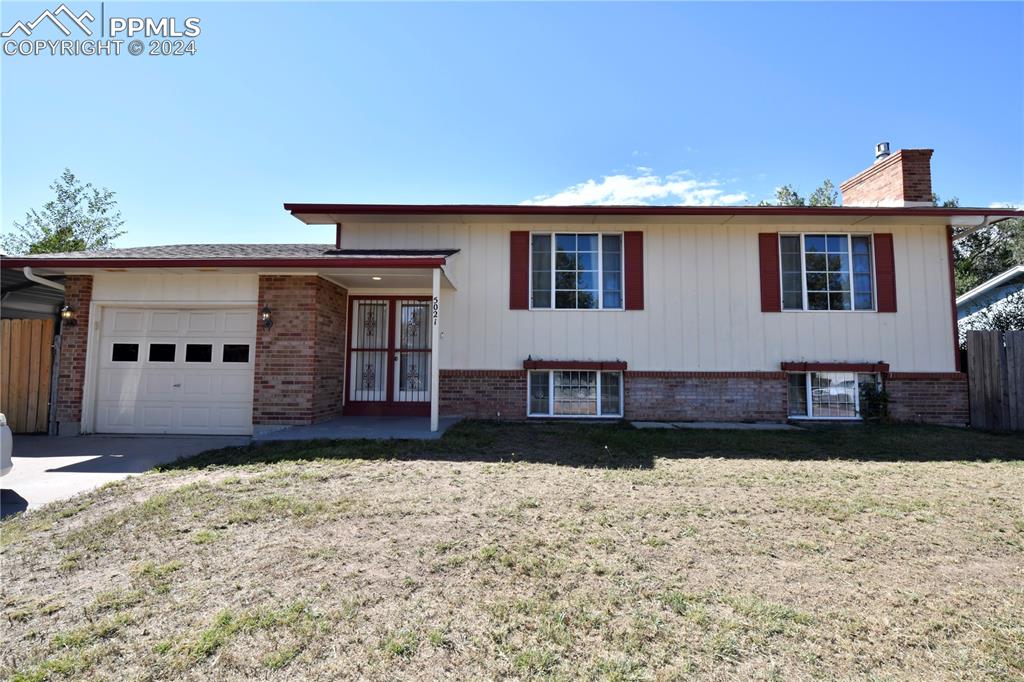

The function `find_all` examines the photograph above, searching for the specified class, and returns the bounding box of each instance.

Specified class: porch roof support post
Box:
[430,267,441,432]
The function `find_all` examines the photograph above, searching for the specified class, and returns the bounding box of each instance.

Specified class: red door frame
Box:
[344,295,432,416]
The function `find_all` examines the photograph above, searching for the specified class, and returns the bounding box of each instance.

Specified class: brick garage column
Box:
[312,277,347,421]
[55,275,92,436]
[253,275,348,428]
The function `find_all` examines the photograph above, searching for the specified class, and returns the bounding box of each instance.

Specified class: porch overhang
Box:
[0,250,460,290]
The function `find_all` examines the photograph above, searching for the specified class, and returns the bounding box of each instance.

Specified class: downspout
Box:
[22,266,65,292]
[21,266,66,436]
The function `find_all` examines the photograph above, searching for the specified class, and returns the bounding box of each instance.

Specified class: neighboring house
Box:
[956,265,1024,336]
[1,147,1020,435]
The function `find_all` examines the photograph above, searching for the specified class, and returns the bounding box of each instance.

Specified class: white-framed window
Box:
[780,234,875,311]
[531,233,623,309]
[528,370,623,417]
[787,372,881,419]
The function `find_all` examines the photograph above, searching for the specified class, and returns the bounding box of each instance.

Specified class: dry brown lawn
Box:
[1,422,1022,681]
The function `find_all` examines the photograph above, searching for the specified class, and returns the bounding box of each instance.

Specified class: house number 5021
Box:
[432,297,439,326]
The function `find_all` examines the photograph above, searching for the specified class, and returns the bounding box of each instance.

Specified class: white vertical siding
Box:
[343,221,957,372]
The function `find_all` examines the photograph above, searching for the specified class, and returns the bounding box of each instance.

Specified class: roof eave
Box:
[0,256,450,271]
[284,203,1023,224]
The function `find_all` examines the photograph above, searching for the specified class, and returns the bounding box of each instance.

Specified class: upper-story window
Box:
[531,233,623,309]
[780,234,875,311]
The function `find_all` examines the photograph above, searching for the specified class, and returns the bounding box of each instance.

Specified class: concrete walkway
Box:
[1,435,248,517]
[1,418,462,516]
[254,416,461,441]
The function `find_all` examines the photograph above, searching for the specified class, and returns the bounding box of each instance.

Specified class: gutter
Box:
[951,216,995,241]
[1,256,450,270]
[21,266,65,291]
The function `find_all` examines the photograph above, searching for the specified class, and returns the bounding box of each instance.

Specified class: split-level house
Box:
[3,146,1020,435]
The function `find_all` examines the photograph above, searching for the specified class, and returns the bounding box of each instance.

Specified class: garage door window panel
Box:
[185,344,213,363]
[223,344,250,363]
[111,343,139,362]
[148,344,176,362]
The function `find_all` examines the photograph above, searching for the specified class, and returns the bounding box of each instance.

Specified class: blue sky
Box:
[2,1,1021,247]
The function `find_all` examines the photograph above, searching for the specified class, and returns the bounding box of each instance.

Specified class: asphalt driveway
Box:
[1,434,248,517]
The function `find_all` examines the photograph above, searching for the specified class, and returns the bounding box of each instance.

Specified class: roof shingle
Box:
[12,244,458,260]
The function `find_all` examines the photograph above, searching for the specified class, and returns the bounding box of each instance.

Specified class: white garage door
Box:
[94,308,256,435]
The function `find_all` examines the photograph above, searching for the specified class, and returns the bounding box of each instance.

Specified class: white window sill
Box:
[788,416,863,421]
[527,308,626,312]
[527,414,622,419]
[780,309,878,314]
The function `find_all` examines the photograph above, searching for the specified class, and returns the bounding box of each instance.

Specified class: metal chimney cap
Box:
[874,142,891,162]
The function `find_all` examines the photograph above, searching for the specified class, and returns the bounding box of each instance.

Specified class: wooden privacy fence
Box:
[0,318,56,433]
[967,329,1024,431]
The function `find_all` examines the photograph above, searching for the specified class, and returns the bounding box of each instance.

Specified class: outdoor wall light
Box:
[60,304,77,326]
[261,305,273,329]
[371,276,383,281]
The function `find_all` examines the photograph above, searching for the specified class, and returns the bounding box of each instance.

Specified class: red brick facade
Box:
[885,373,968,426]
[55,275,92,435]
[624,371,789,421]
[437,369,967,426]
[253,275,348,426]
[840,149,934,206]
[439,370,527,418]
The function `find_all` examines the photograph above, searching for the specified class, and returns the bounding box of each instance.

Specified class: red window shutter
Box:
[624,231,644,310]
[758,233,781,313]
[874,233,897,312]
[509,231,530,309]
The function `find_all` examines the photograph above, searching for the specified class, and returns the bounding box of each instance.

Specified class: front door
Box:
[345,297,431,416]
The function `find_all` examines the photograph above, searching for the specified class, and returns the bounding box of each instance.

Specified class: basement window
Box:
[788,372,881,419]
[528,370,622,417]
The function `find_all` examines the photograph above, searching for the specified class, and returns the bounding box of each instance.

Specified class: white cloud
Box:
[522,170,749,207]
[989,201,1022,209]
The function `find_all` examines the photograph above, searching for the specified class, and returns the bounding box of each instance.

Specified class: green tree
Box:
[944,194,1024,295]
[807,179,838,207]
[759,179,837,207]
[2,168,125,255]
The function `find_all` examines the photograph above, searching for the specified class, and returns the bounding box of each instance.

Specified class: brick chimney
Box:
[840,144,934,207]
